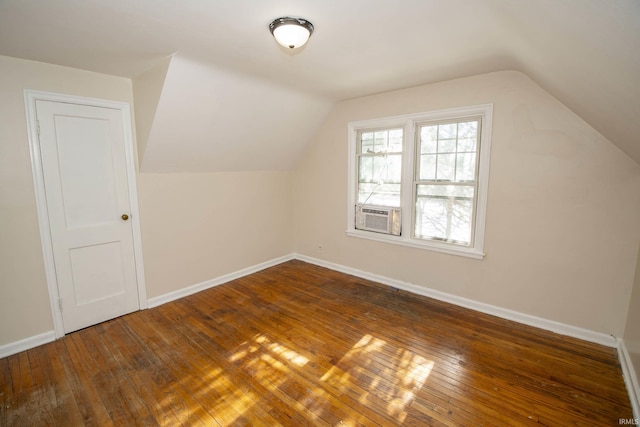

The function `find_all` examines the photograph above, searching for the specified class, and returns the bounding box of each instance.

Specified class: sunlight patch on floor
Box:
[230,334,309,367]
[221,332,434,424]
[188,365,257,425]
[227,333,328,423]
[321,334,434,422]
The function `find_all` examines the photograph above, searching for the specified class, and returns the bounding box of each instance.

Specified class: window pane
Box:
[358,153,402,207]
[373,156,387,179]
[457,137,476,152]
[456,153,476,181]
[415,184,474,245]
[385,154,402,182]
[458,121,478,139]
[436,153,455,180]
[438,138,456,153]
[438,123,457,140]
[359,155,401,183]
[360,132,374,153]
[389,129,403,153]
[374,131,387,152]
[358,157,373,182]
[419,154,436,180]
[380,155,403,182]
[420,126,437,153]
[361,128,403,154]
[358,183,401,207]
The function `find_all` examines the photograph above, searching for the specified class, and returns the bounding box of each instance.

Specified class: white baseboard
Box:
[618,340,640,419]
[147,254,295,308]
[294,253,618,348]
[0,255,295,359]
[0,252,620,365]
[0,330,56,359]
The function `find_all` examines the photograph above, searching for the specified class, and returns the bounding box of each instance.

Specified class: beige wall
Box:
[0,55,136,345]
[2,56,638,351]
[292,70,640,336]
[137,172,293,298]
[132,55,172,164]
[0,55,295,347]
[130,59,296,299]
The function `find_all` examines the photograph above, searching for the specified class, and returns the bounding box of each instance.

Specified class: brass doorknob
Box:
[121,214,129,221]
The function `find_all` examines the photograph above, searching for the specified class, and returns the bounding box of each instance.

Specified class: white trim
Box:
[24,91,65,338]
[618,340,640,419]
[23,90,148,337]
[346,104,493,260]
[0,331,56,359]
[346,229,485,259]
[294,253,618,347]
[147,255,295,308]
[119,101,148,309]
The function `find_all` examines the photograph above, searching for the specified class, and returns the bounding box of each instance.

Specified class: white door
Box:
[36,100,140,333]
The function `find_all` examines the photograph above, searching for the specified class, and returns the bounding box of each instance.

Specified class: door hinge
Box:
[58,298,63,312]
[36,119,40,137]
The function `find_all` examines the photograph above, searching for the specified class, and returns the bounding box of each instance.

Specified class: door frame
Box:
[24,90,148,338]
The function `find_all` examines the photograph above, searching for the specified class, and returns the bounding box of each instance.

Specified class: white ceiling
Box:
[1,0,639,169]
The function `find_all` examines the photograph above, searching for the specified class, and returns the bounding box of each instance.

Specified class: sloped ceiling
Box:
[1,0,638,170]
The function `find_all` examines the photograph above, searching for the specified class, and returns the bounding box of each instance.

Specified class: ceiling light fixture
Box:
[269,16,314,49]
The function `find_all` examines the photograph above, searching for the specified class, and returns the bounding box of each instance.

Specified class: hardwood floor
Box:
[0,260,633,426]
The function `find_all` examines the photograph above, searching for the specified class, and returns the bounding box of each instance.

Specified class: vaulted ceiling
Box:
[1,0,638,170]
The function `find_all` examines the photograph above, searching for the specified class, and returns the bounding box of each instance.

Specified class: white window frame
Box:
[347,104,493,259]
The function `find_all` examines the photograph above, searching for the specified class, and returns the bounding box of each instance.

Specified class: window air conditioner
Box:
[355,204,401,235]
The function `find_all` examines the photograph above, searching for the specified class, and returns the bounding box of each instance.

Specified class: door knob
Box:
[121,214,129,221]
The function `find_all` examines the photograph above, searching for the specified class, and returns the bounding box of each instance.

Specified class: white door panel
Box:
[69,241,127,304]
[54,115,120,229]
[36,100,140,333]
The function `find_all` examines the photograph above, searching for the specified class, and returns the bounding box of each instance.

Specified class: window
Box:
[347,105,493,259]
[414,118,480,245]
[356,128,403,207]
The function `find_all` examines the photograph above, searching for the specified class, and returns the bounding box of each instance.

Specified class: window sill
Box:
[346,229,485,260]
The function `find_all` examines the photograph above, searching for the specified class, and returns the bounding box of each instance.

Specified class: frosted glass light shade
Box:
[269,17,314,49]
[273,25,310,49]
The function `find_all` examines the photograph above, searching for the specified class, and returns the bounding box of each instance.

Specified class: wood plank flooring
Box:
[0,260,633,426]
